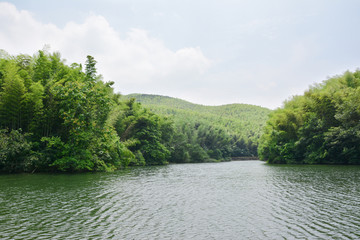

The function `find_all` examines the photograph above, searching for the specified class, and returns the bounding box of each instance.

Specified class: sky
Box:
[1,1,360,109]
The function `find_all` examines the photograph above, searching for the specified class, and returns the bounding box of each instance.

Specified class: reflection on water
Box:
[1,161,360,239]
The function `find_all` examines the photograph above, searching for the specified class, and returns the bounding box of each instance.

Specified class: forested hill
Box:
[0,49,270,173]
[125,94,270,139]
[126,93,270,123]
[125,94,271,156]
[259,69,360,165]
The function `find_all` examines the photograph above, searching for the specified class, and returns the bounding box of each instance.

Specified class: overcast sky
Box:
[1,1,360,109]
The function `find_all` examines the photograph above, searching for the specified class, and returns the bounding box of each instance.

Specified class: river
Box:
[1,161,360,239]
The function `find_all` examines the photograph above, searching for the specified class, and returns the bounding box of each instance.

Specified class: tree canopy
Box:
[0,49,173,172]
[0,49,270,173]
[258,69,360,164]
[125,94,271,162]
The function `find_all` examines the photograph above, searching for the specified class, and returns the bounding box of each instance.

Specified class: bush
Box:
[0,129,38,173]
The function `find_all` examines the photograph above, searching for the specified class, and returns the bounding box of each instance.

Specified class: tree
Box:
[0,62,26,130]
[259,69,360,165]
[0,129,37,173]
[22,81,44,132]
[85,55,97,82]
[32,50,51,86]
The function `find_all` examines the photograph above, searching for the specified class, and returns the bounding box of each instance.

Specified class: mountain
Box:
[124,93,271,147]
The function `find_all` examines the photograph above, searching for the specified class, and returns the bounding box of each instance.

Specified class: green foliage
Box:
[0,61,26,130]
[22,81,44,131]
[113,99,172,165]
[0,48,273,172]
[0,50,178,172]
[126,94,270,143]
[0,129,38,173]
[33,50,51,86]
[85,55,97,81]
[124,94,271,162]
[259,70,360,165]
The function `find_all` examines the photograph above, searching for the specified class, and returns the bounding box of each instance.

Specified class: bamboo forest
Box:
[0,49,269,173]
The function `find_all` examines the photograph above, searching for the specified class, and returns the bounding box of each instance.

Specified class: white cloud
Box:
[3,1,356,110]
[0,2,212,95]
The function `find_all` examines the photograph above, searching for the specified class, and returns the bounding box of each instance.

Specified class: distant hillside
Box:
[124,94,271,144]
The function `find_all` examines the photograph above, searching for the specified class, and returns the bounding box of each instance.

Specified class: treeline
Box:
[258,69,360,164]
[126,94,271,161]
[0,49,177,172]
[0,49,265,173]
[165,118,257,163]
[127,94,270,144]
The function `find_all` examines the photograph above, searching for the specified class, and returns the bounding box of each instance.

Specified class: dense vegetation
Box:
[0,49,270,173]
[0,49,174,172]
[125,94,271,162]
[259,69,360,164]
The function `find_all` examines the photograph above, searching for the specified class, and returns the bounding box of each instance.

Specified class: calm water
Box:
[1,161,360,239]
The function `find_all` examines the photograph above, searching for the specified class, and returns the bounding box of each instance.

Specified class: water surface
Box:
[1,161,359,239]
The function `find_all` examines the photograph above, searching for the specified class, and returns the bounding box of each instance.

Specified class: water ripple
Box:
[1,162,360,239]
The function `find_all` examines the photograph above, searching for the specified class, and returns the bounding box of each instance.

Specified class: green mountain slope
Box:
[124,94,271,156]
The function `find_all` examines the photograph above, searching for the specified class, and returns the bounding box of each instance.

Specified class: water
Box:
[1,161,360,239]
